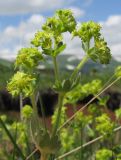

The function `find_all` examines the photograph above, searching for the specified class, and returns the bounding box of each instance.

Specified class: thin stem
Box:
[38,94,47,132]
[30,94,41,141]
[52,93,65,137]
[70,55,89,80]
[20,93,23,121]
[58,77,120,131]
[26,148,38,160]
[31,94,38,116]
[53,57,59,82]
[55,125,121,160]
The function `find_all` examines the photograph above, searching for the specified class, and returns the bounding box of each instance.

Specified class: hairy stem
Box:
[52,93,65,137]
[70,55,89,80]
[20,93,23,120]
[53,57,59,82]
[31,94,38,116]
[39,94,47,132]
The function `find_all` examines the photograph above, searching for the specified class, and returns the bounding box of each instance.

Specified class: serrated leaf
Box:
[62,79,71,92]
[71,73,81,89]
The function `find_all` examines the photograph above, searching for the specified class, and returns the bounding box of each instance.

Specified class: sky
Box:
[0,0,121,61]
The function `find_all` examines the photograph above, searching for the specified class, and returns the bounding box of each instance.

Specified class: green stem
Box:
[70,55,89,80]
[30,94,41,134]
[52,93,65,137]
[31,94,38,116]
[20,93,23,121]
[39,95,47,132]
[53,57,59,82]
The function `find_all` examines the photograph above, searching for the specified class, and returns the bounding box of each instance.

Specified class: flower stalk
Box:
[70,55,89,80]
[52,93,65,138]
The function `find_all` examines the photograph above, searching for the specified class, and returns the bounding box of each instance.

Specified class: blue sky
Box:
[0,0,121,60]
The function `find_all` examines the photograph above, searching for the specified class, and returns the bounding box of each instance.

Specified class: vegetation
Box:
[0,9,121,160]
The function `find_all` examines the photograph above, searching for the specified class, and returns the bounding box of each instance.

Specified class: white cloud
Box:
[100,15,121,59]
[63,32,84,58]
[104,15,121,26]
[0,0,73,15]
[0,14,45,59]
[0,13,121,61]
[68,7,85,18]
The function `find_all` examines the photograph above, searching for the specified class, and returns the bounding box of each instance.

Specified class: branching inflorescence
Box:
[6,9,121,160]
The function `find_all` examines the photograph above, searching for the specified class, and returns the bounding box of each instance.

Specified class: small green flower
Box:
[42,17,63,34]
[96,148,114,160]
[31,31,52,50]
[60,128,74,151]
[65,79,102,105]
[115,66,121,78]
[7,71,36,97]
[32,9,75,57]
[73,21,111,64]
[73,21,101,42]
[88,104,102,116]
[75,112,92,128]
[56,9,76,33]
[96,113,115,138]
[22,105,33,119]
[32,20,66,57]
[15,48,43,69]
[92,38,111,64]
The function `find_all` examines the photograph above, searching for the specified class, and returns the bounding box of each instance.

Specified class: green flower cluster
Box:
[31,9,76,57]
[74,112,92,129]
[42,9,76,34]
[15,48,43,69]
[73,21,111,64]
[22,105,33,119]
[95,148,113,160]
[60,128,74,151]
[56,9,76,33]
[96,114,115,138]
[65,79,102,104]
[7,71,36,97]
[90,38,111,64]
[73,21,101,42]
[31,31,52,49]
